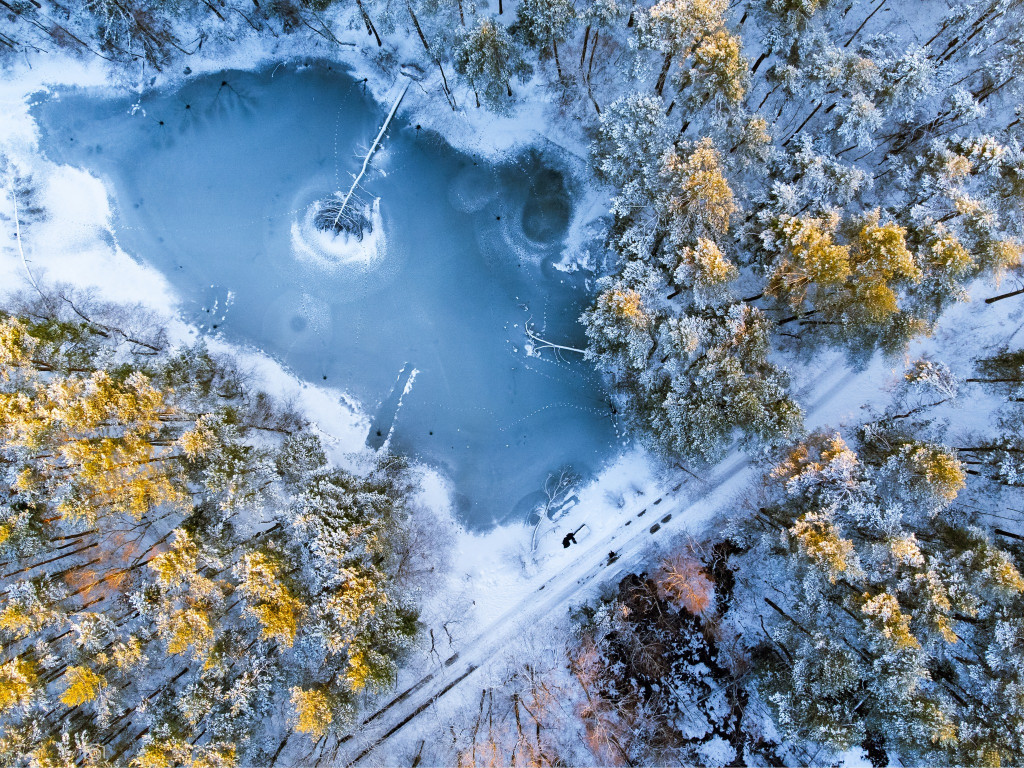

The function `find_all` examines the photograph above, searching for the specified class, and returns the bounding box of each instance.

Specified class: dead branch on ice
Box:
[525,320,587,357]
[8,174,42,297]
[329,78,411,231]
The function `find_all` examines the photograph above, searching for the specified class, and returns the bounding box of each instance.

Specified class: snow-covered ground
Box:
[4,8,1024,762]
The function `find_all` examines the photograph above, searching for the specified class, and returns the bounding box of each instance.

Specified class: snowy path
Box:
[326,456,750,766]
[319,460,774,761]
[315,349,872,766]
[323,468,733,765]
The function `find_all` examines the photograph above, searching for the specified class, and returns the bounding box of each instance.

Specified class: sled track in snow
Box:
[317,362,863,767]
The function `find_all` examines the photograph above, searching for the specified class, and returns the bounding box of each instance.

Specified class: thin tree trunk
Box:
[407,2,430,52]
[844,0,886,48]
[270,730,294,766]
[764,597,812,636]
[355,0,382,45]
[438,62,457,109]
[200,0,225,21]
[331,81,410,230]
[2,544,99,579]
[655,51,673,96]
[588,30,598,79]
[985,286,1024,304]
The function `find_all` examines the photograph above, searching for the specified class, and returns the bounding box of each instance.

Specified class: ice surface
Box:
[32,62,619,528]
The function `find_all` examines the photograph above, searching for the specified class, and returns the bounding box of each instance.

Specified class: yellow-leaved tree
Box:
[133,737,236,768]
[661,138,737,238]
[767,213,851,312]
[60,665,105,707]
[845,210,922,323]
[149,529,227,660]
[0,658,37,713]
[0,316,224,529]
[290,686,334,737]
[237,550,304,647]
[690,28,747,104]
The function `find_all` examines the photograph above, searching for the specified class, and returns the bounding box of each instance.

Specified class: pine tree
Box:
[291,686,334,738]
[766,211,851,313]
[640,0,727,70]
[0,659,37,714]
[582,283,655,377]
[844,210,921,324]
[592,93,671,215]
[646,303,801,460]
[740,420,1024,765]
[660,137,737,238]
[510,0,577,79]
[665,237,737,308]
[149,529,226,660]
[454,17,531,108]
[60,666,106,708]
[236,549,304,647]
[677,28,747,110]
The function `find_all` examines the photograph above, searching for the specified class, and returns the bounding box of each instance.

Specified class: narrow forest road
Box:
[306,447,753,767]
[313,359,873,767]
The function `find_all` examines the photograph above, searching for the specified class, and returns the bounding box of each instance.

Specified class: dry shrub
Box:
[653,552,715,616]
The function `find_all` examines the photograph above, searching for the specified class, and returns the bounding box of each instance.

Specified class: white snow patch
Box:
[699,736,737,768]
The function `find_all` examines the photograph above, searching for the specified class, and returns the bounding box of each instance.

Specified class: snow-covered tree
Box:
[454,17,532,108]
[592,93,672,215]
[0,291,436,764]
[510,0,577,79]
[645,303,801,460]
[737,420,1024,766]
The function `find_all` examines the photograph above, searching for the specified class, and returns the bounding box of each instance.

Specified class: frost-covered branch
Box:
[525,321,586,356]
[327,79,410,232]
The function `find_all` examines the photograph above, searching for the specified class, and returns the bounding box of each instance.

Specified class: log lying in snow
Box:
[327,79,411,233]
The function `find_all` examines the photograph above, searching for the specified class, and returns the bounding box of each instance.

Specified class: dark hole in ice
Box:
[521,168,570,243]
[289,315,307,333]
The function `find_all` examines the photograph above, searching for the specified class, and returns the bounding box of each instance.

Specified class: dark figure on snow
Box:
[562,531,577,548]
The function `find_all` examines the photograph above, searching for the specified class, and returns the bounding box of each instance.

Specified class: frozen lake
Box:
[33,62,619,527]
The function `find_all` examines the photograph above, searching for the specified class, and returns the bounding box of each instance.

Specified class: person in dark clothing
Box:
[562,531,578,548]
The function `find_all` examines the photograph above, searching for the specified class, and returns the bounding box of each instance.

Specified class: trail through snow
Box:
[316,356,880,766]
